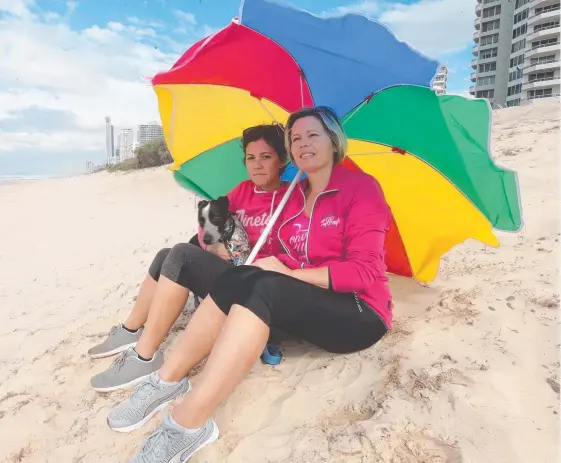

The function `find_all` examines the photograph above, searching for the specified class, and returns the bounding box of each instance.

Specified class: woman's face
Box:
[244,138,282,191]
[289,116,334,174]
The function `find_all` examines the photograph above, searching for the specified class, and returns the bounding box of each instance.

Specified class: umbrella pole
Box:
[244,169,303,266]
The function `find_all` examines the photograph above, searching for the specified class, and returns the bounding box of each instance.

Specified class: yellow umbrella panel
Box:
[347,140,499,283]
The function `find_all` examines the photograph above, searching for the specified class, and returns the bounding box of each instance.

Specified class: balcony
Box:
[476,3,482,14]
[525,59,560,74]
[533,0,559,7]
[473,30,480,42]
[526,92,561,101]
[471,58,478,68]
[479,53,497,62]
[478,68,497,78]
[472,45,479,56]
[522,76,561,90]
[474,16,481,28]
[527,24,561,41]
[478,38,497,51]
[525,42,560,57]
[475,82,496,91]
[470,72,477,82]
[469,86,475,94]
[433,82,446,92]
[528,9,561,26]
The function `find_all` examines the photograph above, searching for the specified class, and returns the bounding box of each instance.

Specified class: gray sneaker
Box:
[108,372,191,433]
[88,324,144,359]
[130,413,219,462]
[91,347,164,392]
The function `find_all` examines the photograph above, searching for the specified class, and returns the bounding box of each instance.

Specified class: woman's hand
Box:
[253,256,293,276]
[206,243,232,261]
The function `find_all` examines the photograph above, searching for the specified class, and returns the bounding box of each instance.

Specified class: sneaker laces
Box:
[108,325,119,336]
[109,348,133,371]
[130,375,159,405]
[139,426,183,460]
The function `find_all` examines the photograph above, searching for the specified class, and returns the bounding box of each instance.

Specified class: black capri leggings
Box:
[148,242,233,298]
[209,266,388,354]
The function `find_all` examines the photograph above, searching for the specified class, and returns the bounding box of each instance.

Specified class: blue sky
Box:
[0,0,474,177]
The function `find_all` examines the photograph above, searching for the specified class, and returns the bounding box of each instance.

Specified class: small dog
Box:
[197,196,252,266]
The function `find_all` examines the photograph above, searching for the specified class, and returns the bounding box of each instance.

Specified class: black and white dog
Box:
[197,196,251,266]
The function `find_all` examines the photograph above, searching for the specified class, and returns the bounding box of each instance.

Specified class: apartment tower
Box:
[137,122,164,146]
[432,64,449,95]
[471,0,560,107]
[105,116,115,163]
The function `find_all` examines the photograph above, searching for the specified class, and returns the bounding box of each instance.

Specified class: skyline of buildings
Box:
[470,0,560,108]
[104,118,164,166]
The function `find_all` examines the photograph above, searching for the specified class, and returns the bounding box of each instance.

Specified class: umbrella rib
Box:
[258,98,283,128]
[342,99,368,126]
[348,150,396,156]
[300,74,304,107]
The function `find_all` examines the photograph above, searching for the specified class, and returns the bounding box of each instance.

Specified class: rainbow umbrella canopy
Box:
[152,0,522,283]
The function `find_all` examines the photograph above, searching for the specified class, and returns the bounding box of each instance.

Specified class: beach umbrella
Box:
[152,0,522,281]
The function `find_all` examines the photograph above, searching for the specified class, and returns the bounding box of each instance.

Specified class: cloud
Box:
[0,107,82,132]
[322,0,473,58]
[174,9,197,26]
[66,1,77,13]
[0,2,210,173]
[127,16,164,28]
[0,0,34,18]
[172,9,215,37]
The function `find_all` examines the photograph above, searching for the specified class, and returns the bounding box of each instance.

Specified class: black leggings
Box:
[148,243,233,298]
[209,266,387,354]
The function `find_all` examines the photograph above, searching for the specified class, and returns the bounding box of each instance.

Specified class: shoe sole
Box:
[88,342,138,359]
[169,420,220,463]
[109,382,192,433]
[92,372,154,393]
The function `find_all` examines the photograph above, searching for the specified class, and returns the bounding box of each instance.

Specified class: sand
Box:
[0,99,559,462]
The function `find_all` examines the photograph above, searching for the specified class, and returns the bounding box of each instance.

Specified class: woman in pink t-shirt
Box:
[88,125,288,392]
[116,107,392,462]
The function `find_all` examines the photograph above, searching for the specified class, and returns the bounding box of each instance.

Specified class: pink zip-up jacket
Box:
[198,180,288,260]
[276,165,393,327]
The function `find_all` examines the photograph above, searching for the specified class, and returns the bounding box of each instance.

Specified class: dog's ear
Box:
[216,196,230,210]
[197,199,209,210]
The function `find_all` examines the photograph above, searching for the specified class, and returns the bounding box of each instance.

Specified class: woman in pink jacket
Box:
[115,107,393,462]
[88,124,289,393]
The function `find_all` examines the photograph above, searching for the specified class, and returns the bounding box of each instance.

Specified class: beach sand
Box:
[1,99,559,462]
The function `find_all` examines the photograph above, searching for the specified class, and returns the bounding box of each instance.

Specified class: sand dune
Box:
[0,99,558,462]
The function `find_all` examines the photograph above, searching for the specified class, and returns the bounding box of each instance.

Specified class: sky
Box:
[0,0,475,177]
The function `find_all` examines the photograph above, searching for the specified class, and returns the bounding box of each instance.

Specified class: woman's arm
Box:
[290,266,330,289]
[253,257,330,289]
[328,178,390,293]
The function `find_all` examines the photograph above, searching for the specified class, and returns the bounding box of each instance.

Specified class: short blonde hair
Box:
[285,106,347,164]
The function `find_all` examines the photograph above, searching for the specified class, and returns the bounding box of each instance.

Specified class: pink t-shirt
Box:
[283,213,310,263]
[197,180,288,259]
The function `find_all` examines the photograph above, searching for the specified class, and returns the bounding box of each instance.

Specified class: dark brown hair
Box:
[241,124,288,166]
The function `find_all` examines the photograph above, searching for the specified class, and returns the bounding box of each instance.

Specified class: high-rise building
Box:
[470,0,560,107]
[518,0,560,104]
[119,128,134,160]
[105,116,115,163]
[136,122,164,146]
[432,64,449,95]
